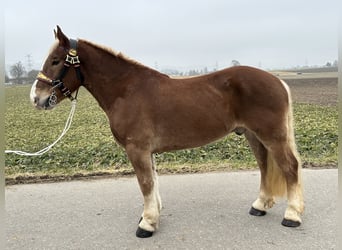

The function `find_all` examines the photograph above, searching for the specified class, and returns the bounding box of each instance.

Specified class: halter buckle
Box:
[48,90,58,107]
[69,48,77,56]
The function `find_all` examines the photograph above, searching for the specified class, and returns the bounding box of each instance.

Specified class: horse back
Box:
[109,66,289,152]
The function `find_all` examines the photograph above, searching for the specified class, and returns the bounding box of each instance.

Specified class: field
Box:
[4,74,338,184]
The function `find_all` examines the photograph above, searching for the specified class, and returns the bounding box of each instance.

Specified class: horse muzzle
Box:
[31,92,57,110]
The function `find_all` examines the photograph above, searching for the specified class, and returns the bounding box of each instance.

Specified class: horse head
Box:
[30,26,83,110]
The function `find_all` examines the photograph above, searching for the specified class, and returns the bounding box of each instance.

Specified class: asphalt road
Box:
[6,169,337,250]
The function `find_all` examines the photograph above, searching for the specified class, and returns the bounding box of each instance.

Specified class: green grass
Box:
[5,85,337,179]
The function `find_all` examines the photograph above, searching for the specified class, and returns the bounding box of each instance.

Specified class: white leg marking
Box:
[284,184,304,222]
[154,172,162,211]
[252,189,275,211]
[139,186,160,232]
[139,169,162,232]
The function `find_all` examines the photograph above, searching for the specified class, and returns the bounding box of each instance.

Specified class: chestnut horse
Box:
[30,26,304,238]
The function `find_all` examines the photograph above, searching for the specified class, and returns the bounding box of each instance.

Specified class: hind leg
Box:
[268,142,304,226]
[245,130,275,216]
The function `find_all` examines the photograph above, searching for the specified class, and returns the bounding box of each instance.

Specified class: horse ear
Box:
[55,25,70,48]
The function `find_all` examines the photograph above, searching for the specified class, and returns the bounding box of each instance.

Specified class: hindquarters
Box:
[238,75,304,226]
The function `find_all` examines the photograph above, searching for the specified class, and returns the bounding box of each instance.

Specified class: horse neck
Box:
[77,40,154,112]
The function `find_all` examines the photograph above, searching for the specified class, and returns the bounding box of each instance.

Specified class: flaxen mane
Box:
[81,39,161,72]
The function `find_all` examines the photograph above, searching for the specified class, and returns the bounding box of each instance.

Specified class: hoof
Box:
[136,227,153,238]
[281,218,301,227]
[136,217,154,238]
[249,207,266,216]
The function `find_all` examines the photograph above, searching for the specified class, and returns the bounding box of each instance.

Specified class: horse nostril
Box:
[34,97,39,105]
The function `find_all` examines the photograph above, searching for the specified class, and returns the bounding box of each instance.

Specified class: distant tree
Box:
[188,69,200,76]
[27,69,40,83]
[325,62,332,67]
[231,60,240,66]
[5,73,10,83]
[10,61,26,84]
[333,60,338,67]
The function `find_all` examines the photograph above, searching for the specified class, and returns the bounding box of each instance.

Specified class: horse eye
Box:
[52,60,60,66]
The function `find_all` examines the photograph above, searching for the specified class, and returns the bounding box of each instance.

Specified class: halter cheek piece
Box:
[36,39,84,108]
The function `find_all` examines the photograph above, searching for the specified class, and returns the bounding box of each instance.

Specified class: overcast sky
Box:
[5,0,339,72]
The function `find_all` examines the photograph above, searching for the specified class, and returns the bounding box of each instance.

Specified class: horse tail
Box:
[283,80,303,196]
[266,152,287,197]
[266,80,301,198]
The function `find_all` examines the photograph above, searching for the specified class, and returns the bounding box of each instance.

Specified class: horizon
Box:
[5,1,339,74]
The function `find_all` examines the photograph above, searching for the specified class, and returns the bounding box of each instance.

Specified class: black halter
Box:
[36,39,84,107]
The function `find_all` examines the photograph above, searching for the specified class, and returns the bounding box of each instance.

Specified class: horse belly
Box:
[154,109,233,152]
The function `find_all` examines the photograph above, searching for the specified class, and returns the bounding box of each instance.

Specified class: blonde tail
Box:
[266,80,302,198]
[266,152,287,197]
[285,81,303,203]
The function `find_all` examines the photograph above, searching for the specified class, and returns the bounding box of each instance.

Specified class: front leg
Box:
[126,144,161,238]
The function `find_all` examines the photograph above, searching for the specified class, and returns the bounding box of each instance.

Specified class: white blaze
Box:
[30,80,38,104]
[29,40,59,106]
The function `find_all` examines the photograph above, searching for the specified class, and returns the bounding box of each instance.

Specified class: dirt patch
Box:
[284,77,337,106]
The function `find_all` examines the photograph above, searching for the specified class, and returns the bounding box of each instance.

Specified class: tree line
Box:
[5,61,39,84]
[5,59,338,84]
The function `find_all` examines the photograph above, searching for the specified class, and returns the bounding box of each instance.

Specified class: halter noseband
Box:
[36,39,84,107]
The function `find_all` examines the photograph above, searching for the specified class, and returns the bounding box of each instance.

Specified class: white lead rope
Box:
[5,100,77,156]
